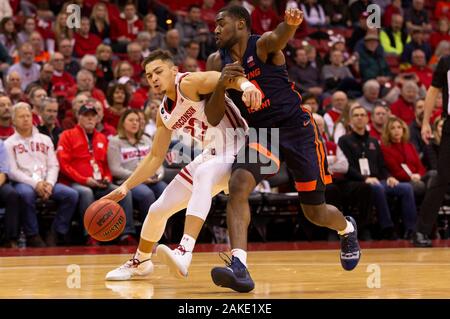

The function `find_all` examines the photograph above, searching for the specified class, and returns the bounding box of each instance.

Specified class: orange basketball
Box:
[84,199,126,241]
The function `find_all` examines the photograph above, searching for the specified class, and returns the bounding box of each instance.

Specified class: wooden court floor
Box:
[1,247,450,299]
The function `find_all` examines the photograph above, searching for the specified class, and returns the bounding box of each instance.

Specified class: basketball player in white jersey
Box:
[104,49,261,281]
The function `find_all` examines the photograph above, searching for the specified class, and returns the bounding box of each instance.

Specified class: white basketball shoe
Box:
[105,257,154,281]
[157,244,193,279]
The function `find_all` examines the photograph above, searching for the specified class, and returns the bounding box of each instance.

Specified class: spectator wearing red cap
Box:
[50,52,75,88]
[74,17,103,58]
[57,103,137,245]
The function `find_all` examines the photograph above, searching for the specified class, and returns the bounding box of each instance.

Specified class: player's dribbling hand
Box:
[101,184,129,202]
[242,86,262,111]
[285,8,304,26]
[220,61,245,87]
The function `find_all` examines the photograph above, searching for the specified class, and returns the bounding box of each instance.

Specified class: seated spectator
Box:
[126,42,143,83]
[5,102,78,247]
[93,99,116,138]
[175,4,212,48]
[429,18,450,52]
[358,32,392,85]
[381,116,427,199]
[137,31,151,59]
[321,49,358,95]
[17,17,36,46]
[58,38,80,78]
[31,63,54,96]
[182,56,200,72]
[357,79,381,114]
[380,14,410,57]
[390,80,419,125]
[339,105,417,240]
[0,94,14,140]
[324,91,348,139]
[161,29,186,66]
[27,86,47,126]
[401,28,432,64]
[74,17,103,58]
[113,60,134,81]
[0,17,19,57]
[37,97,62,149]
[143,99,160,139]
[7,42,41,91]
[288,47,323,97]
[61,93,89,130]
[409,99,426,158]
[129,72,150,110]
[404,0,432,33]
[383,0,403,27]
[143,13,165,51]
[323,0,350,27]
[50,52,75,88]
[404,49,433,89]
[57,104,137,245]
[95,44,114,92]
[369,102,390,143]
[202,0,221,32]
[350,0,372,26]
[108,109,167,221]
[435,1,450,21]
[185,40,206,71]
[4,72,24,105]
[332,101,353,143]
[0,139,20,247]
[301,93,319,114]
[301,0,326,28]
[28,31,50,64]
[67,69,107,107]
[110,2,143,53]
[251,0,279,35]
[104,83,130,128]
[53,12,74,44]
[89,2,111,42]
[348,12,370,51]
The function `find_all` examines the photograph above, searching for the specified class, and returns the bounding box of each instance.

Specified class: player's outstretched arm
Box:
[102,114,172,202]
[257,8,303,55]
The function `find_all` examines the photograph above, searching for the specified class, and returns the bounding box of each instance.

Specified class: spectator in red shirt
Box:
[429,18,450,52]
[61,93,89,131]
[390,80,419,125]
[251,0,279,35]
[74,17,103,58]
[404,49,433,89]
[185,40,206,70]
[435,1,450,21]
[110,2,143,53]
[130,72,150,110]
[57,104,136,245]
[104,83,130,129]
[67,69,107,108]
[383,0,403,27]
[50,52,75,88]
[0,95,14,140]
[93,99,116,138]
[381,116,427,197]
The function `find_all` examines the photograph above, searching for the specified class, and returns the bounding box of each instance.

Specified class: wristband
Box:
[240,81,255,91]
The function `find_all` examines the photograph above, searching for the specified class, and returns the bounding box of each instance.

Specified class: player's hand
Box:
[285,8,304,26]
[387,177,399,188]
[242,85,262,111]
[220,61,245,87]
[421,122,433,145]
[101,184,129,203]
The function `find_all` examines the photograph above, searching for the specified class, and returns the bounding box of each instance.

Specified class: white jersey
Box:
[159,72,247,155]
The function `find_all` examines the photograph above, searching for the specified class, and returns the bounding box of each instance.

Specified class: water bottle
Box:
[18,230,26,248]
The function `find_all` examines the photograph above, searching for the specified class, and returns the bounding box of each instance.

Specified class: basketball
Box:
[84,199,126,241]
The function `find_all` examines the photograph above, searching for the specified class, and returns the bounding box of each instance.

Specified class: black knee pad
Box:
[298,190,326,205]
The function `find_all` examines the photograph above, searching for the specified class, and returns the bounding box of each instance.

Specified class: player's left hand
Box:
[242,86,262,111]
[285,8,304,26]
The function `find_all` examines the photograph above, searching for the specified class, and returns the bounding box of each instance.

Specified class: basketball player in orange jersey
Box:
[102,49,262,280]
[205,6,361,292]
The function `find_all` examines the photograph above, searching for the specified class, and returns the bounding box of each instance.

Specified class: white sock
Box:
[179,234,196,253]
[231,248,247,267]
[337,220,355,236]
[135,249,152,261]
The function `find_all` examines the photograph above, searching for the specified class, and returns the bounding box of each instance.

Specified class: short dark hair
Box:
[142,49,174,69]
[219,5,251,30]
[106,83,130,107]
